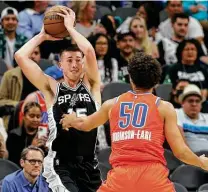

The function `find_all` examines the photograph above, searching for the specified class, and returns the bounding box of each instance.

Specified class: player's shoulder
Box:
[159,100,175,110]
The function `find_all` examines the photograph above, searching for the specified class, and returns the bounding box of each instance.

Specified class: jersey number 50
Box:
[119,102,148,129]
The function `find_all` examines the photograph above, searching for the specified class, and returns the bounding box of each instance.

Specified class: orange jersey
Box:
[109,91,166,167]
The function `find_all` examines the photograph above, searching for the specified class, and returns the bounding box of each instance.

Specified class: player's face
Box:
[24,107,41,130]
[167,1,183,18]
[130,19,145,40]
[117,36,135,56]
[182,95,202,118]
[20,150,43,178]
[2,15,18,32]
[181,43,197,64]
[173,18,189,38]
[95,36,108,57]
[60,51,84,82]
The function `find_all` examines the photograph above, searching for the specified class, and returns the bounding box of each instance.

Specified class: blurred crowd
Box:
[0,0,208,191]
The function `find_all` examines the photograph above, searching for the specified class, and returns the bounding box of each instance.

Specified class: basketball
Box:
[44,5,74,38]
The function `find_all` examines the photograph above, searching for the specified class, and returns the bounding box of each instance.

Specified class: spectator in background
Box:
[99,14,117,39]
[129,16,159,58]
[89,33,118,89]
[0,132,8,159]
[176,84,208,152]
[0,46,41,107]
[17,0,48,39]
[71,0,97,38]
[116,30,136,83]
[158,0,207,54]
[19,65,64,130]
[168,39,208,100]
[158,13,190,65]
[2,146,49,192]
[117,2,159,40]
[183,1,208,31]
[170,79,190,108]
[6,102,47,165]
[0,7,27,69]
[0,47,41,129]
[136,2,159,39]
[158,13,208,66]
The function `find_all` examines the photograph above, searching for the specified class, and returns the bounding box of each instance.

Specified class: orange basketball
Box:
[44,5,73,38]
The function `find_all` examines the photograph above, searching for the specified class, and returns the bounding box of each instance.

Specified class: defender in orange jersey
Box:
[60,52,208,192]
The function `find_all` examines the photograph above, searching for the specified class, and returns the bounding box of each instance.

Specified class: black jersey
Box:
[51,81,98,160]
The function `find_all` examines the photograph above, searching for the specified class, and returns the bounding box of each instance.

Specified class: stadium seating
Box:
[174,182,188,192]
[102,82,131,102]
[155,83,172,101]
[112,7,137,20]
[0,159,20,181]
[198,183,208,192]
[164,149,182,174]
[170,164,208,191]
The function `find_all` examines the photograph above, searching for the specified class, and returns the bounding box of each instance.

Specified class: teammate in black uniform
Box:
[15,8,102,192]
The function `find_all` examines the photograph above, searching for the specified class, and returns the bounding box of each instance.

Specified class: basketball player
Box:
[15,8,101,192]
[60,52,208,192]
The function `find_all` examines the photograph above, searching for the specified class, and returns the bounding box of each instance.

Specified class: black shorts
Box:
[53,156,102,192]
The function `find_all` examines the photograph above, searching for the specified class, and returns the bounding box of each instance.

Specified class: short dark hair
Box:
[23,102,42,115]
[117,31,135,42]
[20,146,44,160]
[171,13,189,24]
[128,52,162,89]
[176,39,201,63]
[166,0,182,7]
[60,45,84,58]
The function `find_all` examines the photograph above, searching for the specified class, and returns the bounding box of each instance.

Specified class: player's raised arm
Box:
[162,101,208,170]
[57,8,101,103]
[61,99,115,131]
[14,28,61,93]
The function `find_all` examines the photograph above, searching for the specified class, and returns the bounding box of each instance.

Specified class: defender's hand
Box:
[199,154,208,171]
[60,112,77,131]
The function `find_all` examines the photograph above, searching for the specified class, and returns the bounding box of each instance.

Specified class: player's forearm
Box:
[71,117,94,132]
[173,145,202,168]
[66,27,94,55]
[15,34,45,61]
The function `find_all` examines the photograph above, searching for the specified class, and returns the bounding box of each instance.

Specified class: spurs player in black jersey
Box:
[15,8,101,192]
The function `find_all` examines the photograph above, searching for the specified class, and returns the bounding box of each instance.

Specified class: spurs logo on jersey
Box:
[58,93,91,106]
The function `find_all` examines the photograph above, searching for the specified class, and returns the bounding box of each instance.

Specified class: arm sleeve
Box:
[2,180,12,192]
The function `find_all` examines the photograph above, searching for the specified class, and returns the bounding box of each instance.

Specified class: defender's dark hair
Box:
[171,13,189,24]
[60,45,84,58]
[21,146,44,160]
[23,102,42,115]
[128,52,162,89]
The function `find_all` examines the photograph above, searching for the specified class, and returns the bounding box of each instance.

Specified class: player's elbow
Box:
[14,51,24,63]
[85,46,96,58]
